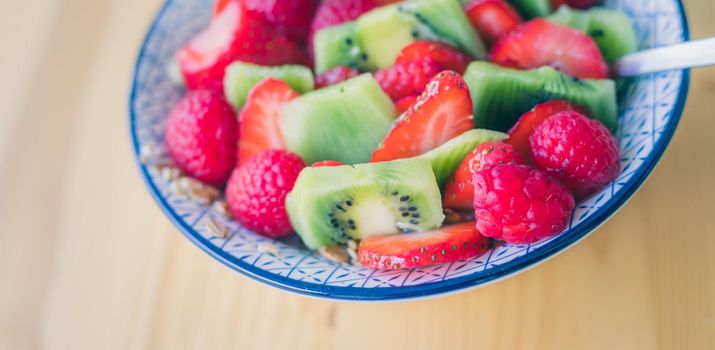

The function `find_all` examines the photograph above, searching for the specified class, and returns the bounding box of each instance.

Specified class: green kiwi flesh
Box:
[355,4,441,70]
[287,158,445,249]
[280,74,397,165]
[507,0,552,18]
[223,62,314,110]
[547,6,637,62]
[399,0,487,59]
[463,62,617,132]
[313,22,368,74]
[418,129,508,186]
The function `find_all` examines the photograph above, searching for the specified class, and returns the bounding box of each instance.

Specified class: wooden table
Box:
[1,0,714,349]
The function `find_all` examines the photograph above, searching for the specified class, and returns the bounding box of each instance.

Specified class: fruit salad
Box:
[160,0,636,269]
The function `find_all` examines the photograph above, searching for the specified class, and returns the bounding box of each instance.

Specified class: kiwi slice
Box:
[287,158,445,249]
[355,4,441,70]
[399,0,487,59]
[313,22,368,74]
[463,62,617,132]
[547,6,637,62]
[223,62,314,110]
[418,129,508,186]
[280,74,397,165]
[508,0,552,18]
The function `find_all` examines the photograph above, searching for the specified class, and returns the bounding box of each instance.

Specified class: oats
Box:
[139,144,162,164]
[257,243,278,256]
[160,166,182,181]
[205,216,229,239]
[212,200,232,218]
[444,208,475,224]
[174,177,220,205]
[169,178,186,196]
[347,240,358,251]
[345,240,359,265]
[319,245,350,264]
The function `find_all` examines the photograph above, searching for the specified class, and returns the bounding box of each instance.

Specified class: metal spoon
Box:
[612,37,715,77]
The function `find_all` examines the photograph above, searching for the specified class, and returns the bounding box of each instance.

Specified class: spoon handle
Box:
[612,37,715,77]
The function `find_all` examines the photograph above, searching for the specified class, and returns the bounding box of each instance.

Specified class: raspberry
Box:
[315,66,360,88]
[226,150,306,238]
[529,111,620,199]
[164,90,238,186]
[443,141,524,210]
[374,59,443,101]
[473,163,575,244]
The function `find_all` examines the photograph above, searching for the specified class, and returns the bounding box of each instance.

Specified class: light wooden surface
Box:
[1,0,714,349]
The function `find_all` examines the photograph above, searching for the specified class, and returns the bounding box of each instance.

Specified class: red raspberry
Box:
[374,59,443,101]
[164,90,238,186]
[226,150,306,238]
[443,141,524,210]
[473,163,575,244]
[395,95,418,114]
[529,111,620,199]
[315,66,360,88]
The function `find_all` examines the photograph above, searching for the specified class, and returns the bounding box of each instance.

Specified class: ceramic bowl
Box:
[130,0,689,301]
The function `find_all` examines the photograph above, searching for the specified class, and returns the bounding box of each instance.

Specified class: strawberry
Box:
[443,142,524,210]
[243,0,320,43]
[315,66,360,88]
[506,100,586,161]
[358,223,491,269]
[395,95,418,114]
[374,59,443,102]
[226,150,306,238]
[308,0,379,55]
[465,0,522,44]
[371,71,474,162]
[490,19,608,79]
[178,1,309,91]
[396,41,472,74]
[238,78,300,165]
[214,0,319,40]
[311,160,345,167]
[165,90,238,186]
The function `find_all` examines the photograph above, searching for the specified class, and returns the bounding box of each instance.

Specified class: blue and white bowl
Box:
[130,0,689,301]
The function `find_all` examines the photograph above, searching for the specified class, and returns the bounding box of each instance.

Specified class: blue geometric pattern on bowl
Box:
[130,0,690,300]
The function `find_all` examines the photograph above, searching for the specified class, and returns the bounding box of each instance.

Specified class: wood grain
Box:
[1,0,714,349]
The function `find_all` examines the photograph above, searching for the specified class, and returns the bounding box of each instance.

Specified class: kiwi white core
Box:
[352,197,398,238]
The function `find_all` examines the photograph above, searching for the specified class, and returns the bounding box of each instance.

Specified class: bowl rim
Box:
[129,0,691,301]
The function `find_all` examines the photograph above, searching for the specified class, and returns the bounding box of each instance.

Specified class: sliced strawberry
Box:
[358,223,490,269]
[238,78,300,165]
[442,142,524,210]
[465,0,522,44]
[308,0,379,55]
[506,100,586,161]
[490,19,608,79]
[311,160,345,167]
[315,66,360,88]
[371,71,474,162]
[179,1,309,91]
[395,95,418,115]
[396,41,472,74]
